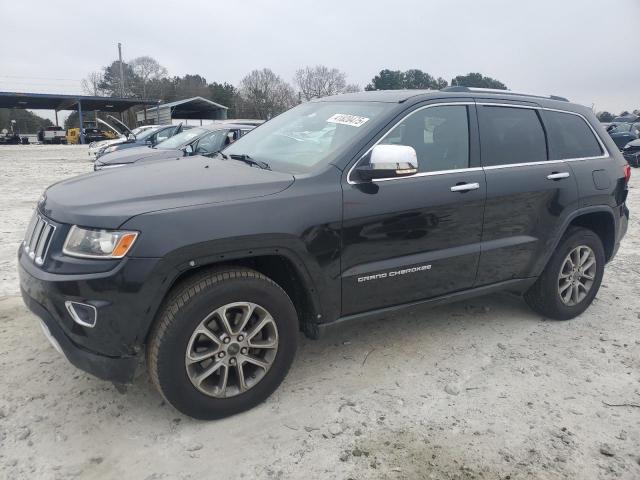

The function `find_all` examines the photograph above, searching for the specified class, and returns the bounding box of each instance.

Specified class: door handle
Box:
[547,172,570,180]
[450,182,480,192]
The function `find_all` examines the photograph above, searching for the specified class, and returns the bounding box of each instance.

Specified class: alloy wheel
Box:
[557,245,597,306]
[185,302,279,398]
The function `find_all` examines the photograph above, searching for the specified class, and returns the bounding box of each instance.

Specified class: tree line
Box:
[2,54,638,131]
[78,56,514,122]
[596,110,640,122]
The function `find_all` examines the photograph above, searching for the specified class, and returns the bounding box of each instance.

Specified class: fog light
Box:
[65,301,97,328]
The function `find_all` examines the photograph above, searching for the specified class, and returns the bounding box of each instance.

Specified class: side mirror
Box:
[606,124,616,133]
[354,144,418,182]
[128,133,135,140]
[184,144,194,155]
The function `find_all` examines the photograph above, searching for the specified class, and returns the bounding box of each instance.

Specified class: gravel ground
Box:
[0,145,639,480]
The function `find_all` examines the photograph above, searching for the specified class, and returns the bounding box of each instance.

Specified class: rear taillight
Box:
[624,164,631,184]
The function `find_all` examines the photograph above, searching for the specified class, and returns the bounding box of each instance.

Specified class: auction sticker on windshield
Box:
[327,114,370,127]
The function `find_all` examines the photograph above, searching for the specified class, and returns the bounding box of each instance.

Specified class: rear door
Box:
[475,102,579,285]
[341,102,486,315]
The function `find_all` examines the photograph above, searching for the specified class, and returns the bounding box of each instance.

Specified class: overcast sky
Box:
[1,0,638,122]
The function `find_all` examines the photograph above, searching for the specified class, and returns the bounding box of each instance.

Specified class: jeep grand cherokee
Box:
[19,87,629,419]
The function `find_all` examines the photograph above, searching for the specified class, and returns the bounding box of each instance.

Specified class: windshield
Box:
[156,128,208,149]
[136,127,162,141]
[131,126,152,135]
[223,101,392,173]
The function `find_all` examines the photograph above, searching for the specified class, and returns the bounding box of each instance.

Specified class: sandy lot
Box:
[0,145,639,479]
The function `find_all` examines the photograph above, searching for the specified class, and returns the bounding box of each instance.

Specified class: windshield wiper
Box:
[228,153,270,170]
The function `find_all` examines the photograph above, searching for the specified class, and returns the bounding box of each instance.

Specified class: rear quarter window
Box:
[543,110,603,159]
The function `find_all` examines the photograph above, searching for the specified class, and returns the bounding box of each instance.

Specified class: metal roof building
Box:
[137,97,228,125]
[0,91,158,143]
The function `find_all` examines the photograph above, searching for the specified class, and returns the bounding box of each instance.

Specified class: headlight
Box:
[63,226,138,259]
[104,146,118,154]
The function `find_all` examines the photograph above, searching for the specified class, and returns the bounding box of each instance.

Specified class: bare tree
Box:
[130,56,168,99]
[343,83,361,93]
[81,71,106,96]
[238,69,297,119]
[130,56,168,120]
[294,65,353,100]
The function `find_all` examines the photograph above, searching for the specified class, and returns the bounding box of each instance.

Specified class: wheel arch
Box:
[542,206,617,274]
[144,249,324,344]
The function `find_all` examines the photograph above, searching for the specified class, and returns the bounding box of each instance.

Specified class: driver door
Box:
[340,102,486,315]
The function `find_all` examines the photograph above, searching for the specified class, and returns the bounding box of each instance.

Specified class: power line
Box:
[0,74,83,82]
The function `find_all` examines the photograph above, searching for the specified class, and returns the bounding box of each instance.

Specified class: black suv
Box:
[18,88,630,419]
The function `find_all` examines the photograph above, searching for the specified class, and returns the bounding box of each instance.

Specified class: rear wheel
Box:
[147,267,298,419]
[524,227,605,320]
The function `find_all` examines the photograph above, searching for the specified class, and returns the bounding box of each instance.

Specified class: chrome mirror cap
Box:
[355,144,418,181]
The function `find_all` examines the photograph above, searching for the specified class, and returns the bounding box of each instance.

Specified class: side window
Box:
[155,128,173,144]
[478,106,547,166]
[379,105,469,172]
[544,111,603,159]
[195,131,225,154]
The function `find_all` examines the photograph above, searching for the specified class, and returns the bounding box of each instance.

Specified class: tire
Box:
[147,267,298,420]
[524,226,605,320]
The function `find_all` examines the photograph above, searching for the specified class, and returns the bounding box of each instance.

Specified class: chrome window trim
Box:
[347,101,610,184]
[476,102,541,109]
[346,102,475,185]
[372,166,484,182]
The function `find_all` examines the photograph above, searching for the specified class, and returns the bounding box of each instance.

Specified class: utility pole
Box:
[118,42,125,97]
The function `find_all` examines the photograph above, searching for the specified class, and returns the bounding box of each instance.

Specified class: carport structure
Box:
[136,96,228,125]
[0,91,158,144]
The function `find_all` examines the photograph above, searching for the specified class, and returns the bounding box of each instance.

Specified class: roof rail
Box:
[441,86,569,102]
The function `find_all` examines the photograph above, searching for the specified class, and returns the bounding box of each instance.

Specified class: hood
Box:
[90,138,124,151]
[95,146,181,167]
[42,156,295,228]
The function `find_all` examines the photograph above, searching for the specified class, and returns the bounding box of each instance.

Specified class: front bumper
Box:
[18,246,167,384]
[21,288,137,383]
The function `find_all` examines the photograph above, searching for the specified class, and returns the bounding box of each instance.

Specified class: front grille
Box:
[23,212,56,266]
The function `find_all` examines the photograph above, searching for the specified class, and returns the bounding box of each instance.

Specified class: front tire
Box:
[147,267,298,419]
[524,226,605,320]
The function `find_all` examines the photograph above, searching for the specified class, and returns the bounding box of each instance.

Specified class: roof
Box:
[145,96,228,120]
[200,123,256,131]
[319,87,575,108]
[613,114,639,123]
[0,91,158,112]
[317,89,434,103]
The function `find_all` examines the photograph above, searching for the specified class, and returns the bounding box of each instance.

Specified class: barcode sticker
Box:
[326,114,370,127]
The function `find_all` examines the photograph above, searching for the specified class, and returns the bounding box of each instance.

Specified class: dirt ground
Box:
[0,145,639,480]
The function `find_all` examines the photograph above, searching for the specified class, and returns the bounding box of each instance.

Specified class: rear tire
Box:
[147,267,298,420]
[524,226,605,320]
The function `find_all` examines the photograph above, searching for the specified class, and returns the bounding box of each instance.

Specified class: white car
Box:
[88,119,156,158]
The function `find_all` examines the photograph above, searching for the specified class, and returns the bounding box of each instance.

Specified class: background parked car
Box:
[94,124,186,159]
[622,138,640,167]
[37,126,67,144]
[605,122,640,150]
[88,123,156,158]
[94,123,254,170]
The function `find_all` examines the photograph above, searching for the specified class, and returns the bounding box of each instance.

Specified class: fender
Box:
[535,205,617,276]
[132,238,329,344]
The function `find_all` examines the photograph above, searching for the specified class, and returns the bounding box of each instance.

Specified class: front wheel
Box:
[147,267,298,419]
[524,227,605,320]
